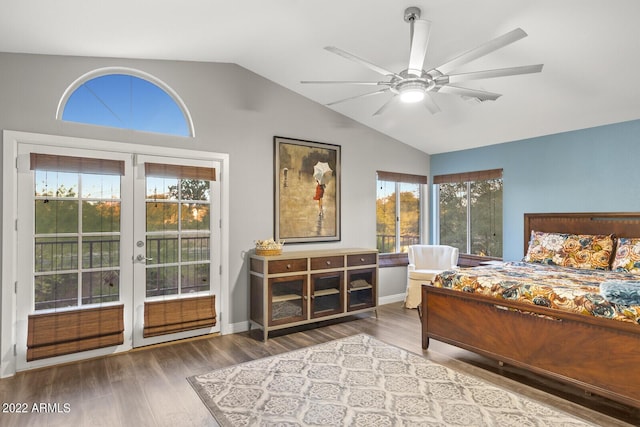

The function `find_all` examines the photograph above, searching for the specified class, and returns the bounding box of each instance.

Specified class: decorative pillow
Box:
[524,230,614,270]
[611,237,640,273]
[600,280,640,305]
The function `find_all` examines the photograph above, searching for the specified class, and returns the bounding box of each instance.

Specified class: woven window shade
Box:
[26,305,124,361]
[377,171,428,184]
[145,163,216,181]
[433,168,502,184]
[143,295,216,337]
[30,153,124,175]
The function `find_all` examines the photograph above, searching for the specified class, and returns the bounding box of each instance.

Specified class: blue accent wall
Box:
[430,119,640,261]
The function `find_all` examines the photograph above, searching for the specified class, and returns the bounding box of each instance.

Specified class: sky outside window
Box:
[62,74,190,137]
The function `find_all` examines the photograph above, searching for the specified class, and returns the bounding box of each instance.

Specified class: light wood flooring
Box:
[1,303,638,426]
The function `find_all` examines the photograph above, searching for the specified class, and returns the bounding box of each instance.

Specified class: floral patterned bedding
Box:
[433,261,640,325]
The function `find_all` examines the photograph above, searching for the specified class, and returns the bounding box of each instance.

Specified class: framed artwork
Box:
[274,136,341,243]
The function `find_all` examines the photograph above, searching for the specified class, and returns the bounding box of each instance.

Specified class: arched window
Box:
[57,68,194,137]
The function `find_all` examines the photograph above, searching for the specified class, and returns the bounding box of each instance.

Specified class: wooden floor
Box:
[1,303,638,426]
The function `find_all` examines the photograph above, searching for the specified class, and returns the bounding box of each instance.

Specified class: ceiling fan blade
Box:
[436,85,502,101]
[438,64,544,84]
[301,80,390,85]
[325,46,401,78]
[408,19,432,76]
[373,95,399,116]
[422,94,441,114]
[430,28,528,76]
[326,88,390,106]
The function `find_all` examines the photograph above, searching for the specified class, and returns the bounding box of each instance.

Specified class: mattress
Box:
[433,261,640,325]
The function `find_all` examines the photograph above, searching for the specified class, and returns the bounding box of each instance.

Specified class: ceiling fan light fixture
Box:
[399,82,426,103]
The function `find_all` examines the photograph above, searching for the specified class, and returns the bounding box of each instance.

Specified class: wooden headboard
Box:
[524,212,640,254]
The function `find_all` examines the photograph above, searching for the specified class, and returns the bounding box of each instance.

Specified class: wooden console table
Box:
[249,248,378,341]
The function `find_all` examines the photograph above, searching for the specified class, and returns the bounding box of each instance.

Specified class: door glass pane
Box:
[35,200,79,234]
[34,171,78,198]
[178,179,210,201]
[33,169,121,311]
[181,264,210,294]
[81,174,120,198]
[34,273,78,310]
[82,236,120,269]
[146,265,179,297]
[145,173,212,298]
[35,237,78,272]
[82,201,121,233]
[181,204,210,230]
[146,236,179,265]
[146,202,179,232]
[146,177,179,199]
[82,270,120,304]
[181,234,210,262]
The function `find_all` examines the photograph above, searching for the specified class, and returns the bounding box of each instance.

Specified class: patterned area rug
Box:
[188,334,597,426]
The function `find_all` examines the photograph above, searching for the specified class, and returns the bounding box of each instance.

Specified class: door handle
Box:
[135,254,153,263]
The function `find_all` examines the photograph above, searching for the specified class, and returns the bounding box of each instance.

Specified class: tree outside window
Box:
[436,169,503,258]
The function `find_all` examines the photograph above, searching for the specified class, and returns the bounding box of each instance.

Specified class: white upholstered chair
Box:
[404,245,459,308]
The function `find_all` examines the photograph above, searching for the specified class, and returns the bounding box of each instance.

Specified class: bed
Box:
[420,212,640,408]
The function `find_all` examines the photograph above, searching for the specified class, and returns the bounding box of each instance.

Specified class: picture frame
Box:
[274,136,341,243]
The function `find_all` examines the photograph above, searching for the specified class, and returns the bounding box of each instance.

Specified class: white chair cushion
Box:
[407,270,440,281]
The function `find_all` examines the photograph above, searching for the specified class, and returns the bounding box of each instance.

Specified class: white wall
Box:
[0,52,429,330]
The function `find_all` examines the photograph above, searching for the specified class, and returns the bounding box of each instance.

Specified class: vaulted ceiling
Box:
[1,0,639,154]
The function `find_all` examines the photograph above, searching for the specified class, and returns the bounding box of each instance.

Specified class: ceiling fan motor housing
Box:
[393,75,435,91]
[390,70,436,101]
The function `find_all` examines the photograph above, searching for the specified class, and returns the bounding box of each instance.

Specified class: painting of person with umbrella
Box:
[275,137,341,243]
[313,161,332,217]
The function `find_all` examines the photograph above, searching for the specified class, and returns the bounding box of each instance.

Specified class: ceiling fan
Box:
[301,6,544,115]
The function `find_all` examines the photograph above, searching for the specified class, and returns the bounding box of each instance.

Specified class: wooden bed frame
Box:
[421,212,640,408]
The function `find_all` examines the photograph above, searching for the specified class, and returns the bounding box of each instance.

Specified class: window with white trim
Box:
[376,171,427,255]
[435,169,503,258]
[59,70,193,137]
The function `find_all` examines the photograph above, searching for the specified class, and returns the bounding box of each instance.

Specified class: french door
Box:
[132,154,220,347]
[14,143,221,370]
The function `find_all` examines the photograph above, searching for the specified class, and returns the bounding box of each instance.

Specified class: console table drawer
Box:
[310,256,344,270]
[268,258,307,274]
[347,253,377,266]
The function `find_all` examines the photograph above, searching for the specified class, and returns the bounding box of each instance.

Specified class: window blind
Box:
[30,153,125,175]
[145,163,216,181]
[433,168,502,184]
[376,170,428,184]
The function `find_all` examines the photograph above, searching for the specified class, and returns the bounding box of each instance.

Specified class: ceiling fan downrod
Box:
[404,6,422,44]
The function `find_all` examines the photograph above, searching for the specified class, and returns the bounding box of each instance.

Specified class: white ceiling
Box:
[1,0,639,154]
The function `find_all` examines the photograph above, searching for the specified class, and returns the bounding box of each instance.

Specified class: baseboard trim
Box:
[378,293,406,306]
[228,321,250,334]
